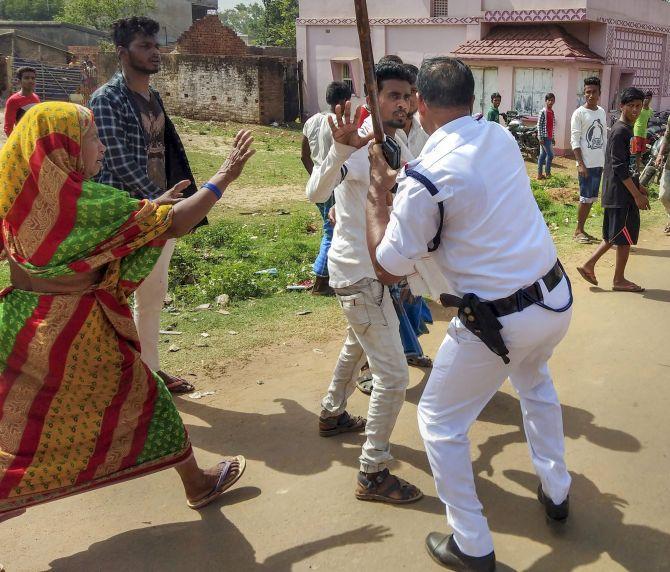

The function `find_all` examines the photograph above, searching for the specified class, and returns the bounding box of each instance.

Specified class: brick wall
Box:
[154,54,263,122]
[258,58,286,124]
[173,15,248,57]
[95,50,297,125]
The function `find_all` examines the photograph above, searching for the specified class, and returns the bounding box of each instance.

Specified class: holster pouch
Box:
[440,292,511,364]
[382,136,401,194]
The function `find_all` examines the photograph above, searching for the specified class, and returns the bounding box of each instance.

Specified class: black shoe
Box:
[537,484,569,521]
[425,533,496,571]
[312,275,335,296]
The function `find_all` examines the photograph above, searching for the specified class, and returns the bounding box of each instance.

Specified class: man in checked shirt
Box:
[90,16,198,395]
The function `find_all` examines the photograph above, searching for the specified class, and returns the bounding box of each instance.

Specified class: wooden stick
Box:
[353,0,384,144]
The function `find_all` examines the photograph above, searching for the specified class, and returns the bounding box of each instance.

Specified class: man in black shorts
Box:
[577,87,650,292]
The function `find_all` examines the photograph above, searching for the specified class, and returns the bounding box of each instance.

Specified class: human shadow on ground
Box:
[584,286,670,303]
[479,470,670,571]
[629,247,670,258]
[177,397,444,515]
[473,392,641,477]
[48,488,393,571]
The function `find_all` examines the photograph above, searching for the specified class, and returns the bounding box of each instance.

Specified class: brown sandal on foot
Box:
[319,411,366,437]
[355,468,423,505]
[187,455,246,509]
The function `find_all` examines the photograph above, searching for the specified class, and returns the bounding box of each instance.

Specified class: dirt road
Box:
[2,228,670,572]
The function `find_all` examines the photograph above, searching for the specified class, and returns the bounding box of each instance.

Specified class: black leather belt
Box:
[488,260,564,318]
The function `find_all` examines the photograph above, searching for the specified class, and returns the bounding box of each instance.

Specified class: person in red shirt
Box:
[4,67,40,136]
[537,93,556,180]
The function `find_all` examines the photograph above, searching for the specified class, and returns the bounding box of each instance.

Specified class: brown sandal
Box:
[319,411,366,437]
[355,468,423,504]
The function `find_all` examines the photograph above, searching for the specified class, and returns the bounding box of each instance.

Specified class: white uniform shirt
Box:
[376,116,558,301]
[395,115,430,159]
[306,127,414,289]
[570,106,607,168]
[303,112,335,168]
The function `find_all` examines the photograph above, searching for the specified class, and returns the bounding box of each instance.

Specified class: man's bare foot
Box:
[612,280,644,292]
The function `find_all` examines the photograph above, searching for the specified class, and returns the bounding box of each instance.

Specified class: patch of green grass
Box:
[187,149,307,190]
[169,201,321,306]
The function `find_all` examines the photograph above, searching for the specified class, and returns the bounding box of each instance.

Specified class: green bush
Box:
[532,186,553,213]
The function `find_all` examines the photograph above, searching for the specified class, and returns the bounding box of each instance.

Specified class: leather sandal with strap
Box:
[319,411,366,437]
[355,468,423,504]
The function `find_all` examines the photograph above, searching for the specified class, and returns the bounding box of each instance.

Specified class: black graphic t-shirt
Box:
[131,90,167,191]
[602,120,636,208]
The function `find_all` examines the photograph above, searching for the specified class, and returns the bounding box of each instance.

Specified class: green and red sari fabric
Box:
[0,102,191,517]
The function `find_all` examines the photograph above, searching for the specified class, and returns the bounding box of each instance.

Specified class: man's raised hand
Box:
[328,101,375,149]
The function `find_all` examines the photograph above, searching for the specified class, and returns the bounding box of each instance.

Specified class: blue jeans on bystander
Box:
[538,137,554,176]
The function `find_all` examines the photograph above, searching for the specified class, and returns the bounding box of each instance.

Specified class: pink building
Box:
[297,0,670,154]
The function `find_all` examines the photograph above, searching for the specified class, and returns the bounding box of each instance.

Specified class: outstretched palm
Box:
[327,101,375,149]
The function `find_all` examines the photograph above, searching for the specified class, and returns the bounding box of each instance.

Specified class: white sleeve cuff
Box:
[376,238,416,277]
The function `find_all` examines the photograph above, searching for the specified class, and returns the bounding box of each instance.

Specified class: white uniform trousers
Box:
[418,277,572,557]
[133,238,176,372]
[321,278,409,473]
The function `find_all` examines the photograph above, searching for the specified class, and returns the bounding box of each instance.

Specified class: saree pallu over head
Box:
[0,102,191,516]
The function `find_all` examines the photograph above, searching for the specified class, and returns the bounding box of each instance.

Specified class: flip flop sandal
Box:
[573,234,591,244]
[355,468,423,505]
[319,411,366,437]
[187,455,247,510]
[612,284,645,292]
[576,267,598,286]
[583,232,599,243]
[161,375,195,394]
[407,355,433,368]
[356,373,374,395]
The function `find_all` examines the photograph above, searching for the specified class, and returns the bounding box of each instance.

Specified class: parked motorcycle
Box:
[506,110,540,161]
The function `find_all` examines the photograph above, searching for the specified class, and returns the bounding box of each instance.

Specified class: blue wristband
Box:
[202,182,222,200]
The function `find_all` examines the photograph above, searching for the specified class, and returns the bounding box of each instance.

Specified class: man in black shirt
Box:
[577,87,650,292]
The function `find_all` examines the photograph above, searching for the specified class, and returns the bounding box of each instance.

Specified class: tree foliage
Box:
[219,0,297,47]
[0,0,65,21]
[56,0,154,31]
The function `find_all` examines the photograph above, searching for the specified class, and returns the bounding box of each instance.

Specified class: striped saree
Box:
[0,102,191,517]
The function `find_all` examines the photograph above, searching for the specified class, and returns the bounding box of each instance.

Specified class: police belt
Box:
[439,260,567,364]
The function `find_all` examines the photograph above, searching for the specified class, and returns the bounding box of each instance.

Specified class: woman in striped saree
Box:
[0,102,254,520]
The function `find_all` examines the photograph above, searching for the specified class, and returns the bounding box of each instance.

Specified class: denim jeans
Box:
[538,137,554,175]
[313,195,335,277]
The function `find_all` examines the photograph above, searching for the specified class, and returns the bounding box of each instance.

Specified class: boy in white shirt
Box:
[301,82,352,295]
[571,76,607,244]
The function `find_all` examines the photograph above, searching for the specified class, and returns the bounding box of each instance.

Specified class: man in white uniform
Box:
[306,63,423,504]
[366,57,573,570]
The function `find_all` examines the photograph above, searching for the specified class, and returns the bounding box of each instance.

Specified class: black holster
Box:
[440,293,510,364]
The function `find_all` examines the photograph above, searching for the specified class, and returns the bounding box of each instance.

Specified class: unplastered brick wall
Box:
[173,15,248,57]
[152,54,277,123]
[94,52,295,125]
